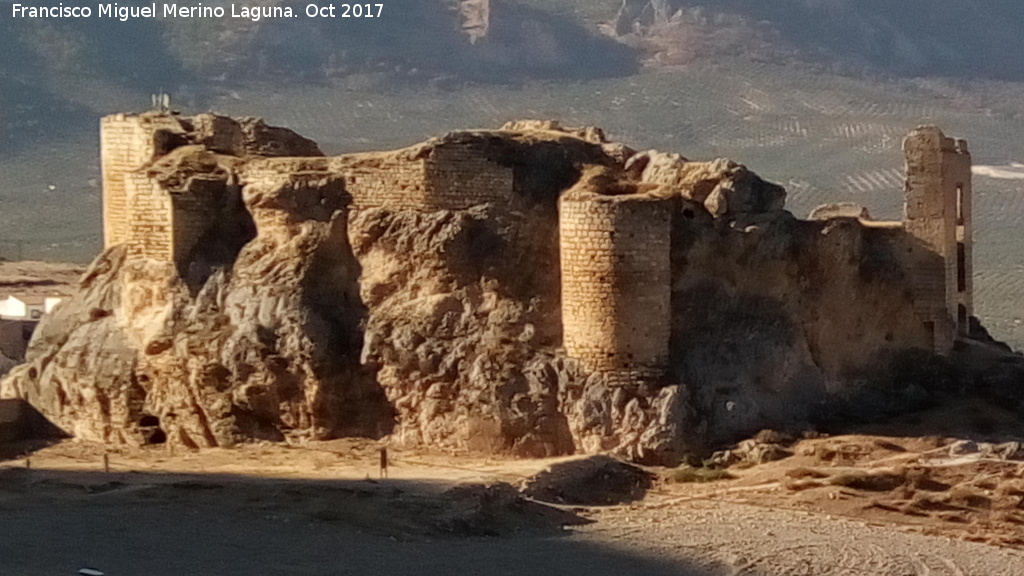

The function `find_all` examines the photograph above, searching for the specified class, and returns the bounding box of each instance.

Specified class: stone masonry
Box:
[559,193,673,382]
[902,126,974,353]
[337,143,514,212]
[100,113,182,251]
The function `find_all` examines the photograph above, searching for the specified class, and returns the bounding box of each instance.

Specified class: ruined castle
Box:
[101,113,974,384]
[0,110,984,459]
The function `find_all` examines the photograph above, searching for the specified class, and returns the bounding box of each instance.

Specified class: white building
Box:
[0,295,63,320]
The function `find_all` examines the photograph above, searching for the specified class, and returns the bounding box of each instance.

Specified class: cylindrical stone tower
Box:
[559,193,673,381]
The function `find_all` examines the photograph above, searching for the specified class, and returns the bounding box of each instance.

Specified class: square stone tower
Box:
[902,126,973,353]
[100,113,183,251]
[100,112,247,269]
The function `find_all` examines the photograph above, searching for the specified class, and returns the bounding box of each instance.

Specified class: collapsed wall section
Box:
[902,126,974,353]
[124,159,229,269]
[559,193,673,381]
[170,179,231,271]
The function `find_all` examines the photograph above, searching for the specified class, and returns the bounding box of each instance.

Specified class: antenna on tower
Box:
[151,88,172,113]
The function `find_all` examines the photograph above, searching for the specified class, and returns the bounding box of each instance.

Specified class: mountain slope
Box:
[640,0,1024,79]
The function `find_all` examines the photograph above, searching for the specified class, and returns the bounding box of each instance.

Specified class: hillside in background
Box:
[613,0,1024,80]
[6,0,1024,155]
[0,0,635,153]
[0,0,1022,349]
[699,0,1024,79]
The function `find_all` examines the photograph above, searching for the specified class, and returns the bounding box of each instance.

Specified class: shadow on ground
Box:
[0,467,720,576]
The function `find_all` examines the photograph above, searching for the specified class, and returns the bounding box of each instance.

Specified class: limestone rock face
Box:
[628,151,786,217]
[3,248,141,443]
[188,114,324,158]
[0,115,992,464]
[350,205,573,457]
[3,206,389,447]
[667,214,932,445]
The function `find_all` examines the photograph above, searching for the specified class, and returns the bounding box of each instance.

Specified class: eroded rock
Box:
[521,455,655,505]
[436,482,589,535]
[808,202,872,221]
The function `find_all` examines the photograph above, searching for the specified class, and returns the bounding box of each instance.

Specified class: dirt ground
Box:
[1,430,1023,576]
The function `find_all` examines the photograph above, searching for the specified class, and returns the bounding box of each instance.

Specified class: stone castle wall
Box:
[123,172,173,262]
[902,126,974,353]
[102,114,186,262]
[423,145,514,209]
[338,155,431,211]
[559,194,673,380]
[104,123,516,273]
[101,115,164,248]
[338,145,513,212]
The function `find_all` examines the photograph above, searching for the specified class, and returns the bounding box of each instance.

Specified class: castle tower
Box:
[100,113,182,250]
[902,126,974,353]
[101,112,238,269]
[559,193,673,382]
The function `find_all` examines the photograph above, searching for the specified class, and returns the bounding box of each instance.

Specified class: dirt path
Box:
[1,440,1022,576]
[583,498,1024,576]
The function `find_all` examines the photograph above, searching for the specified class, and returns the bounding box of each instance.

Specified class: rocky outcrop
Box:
[455,0,490,44]
[2,115,1009,464]
[521,455,655,505]
[625,151,787,216]
[809,202,872,221]
[612,0,675,37]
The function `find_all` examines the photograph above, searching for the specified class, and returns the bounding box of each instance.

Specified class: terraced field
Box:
[1,56,1022,347]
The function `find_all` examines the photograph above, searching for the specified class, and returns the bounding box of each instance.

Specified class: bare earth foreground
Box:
[1,435,1022,576]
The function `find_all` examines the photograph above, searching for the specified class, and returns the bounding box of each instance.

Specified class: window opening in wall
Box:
[958,304,968,328]
[956,184,965,226]
[957,242,967,293]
